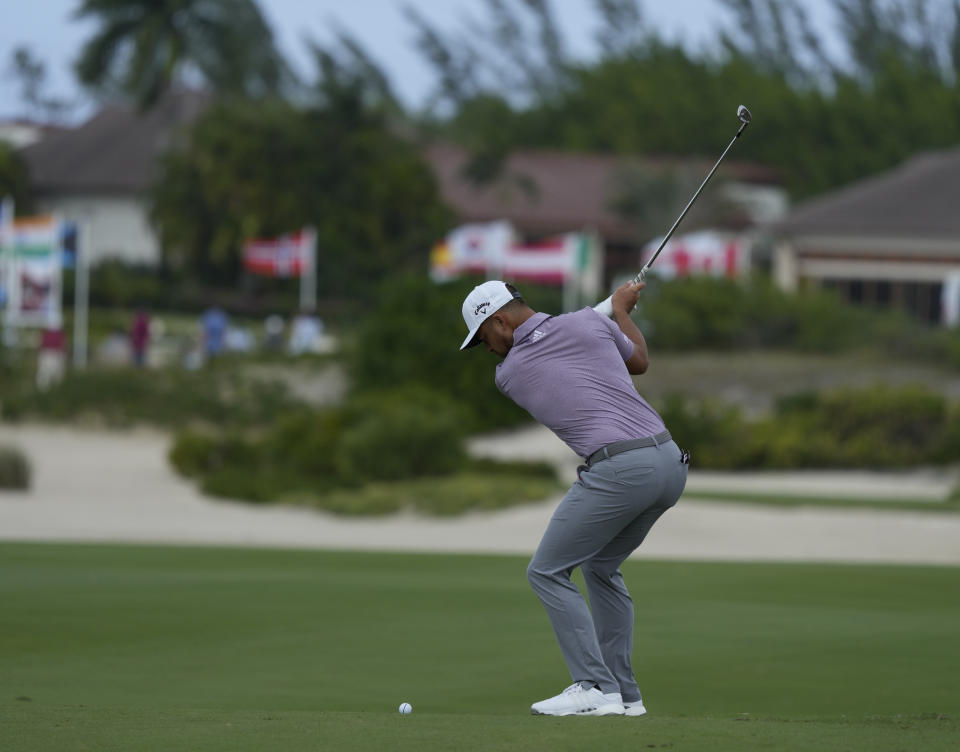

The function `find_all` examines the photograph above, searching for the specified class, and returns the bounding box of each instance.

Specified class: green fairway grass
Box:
[2,544,958,751]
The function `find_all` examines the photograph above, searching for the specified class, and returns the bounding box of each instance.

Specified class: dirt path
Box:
[1,424,958,564]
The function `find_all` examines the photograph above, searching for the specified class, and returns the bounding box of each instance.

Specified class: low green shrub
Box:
[659,384,960,470]
[168,431,259,478]
[336,387,468,480]
[278,471,563,516]
[656,394,762,469]
[639,276,952,360]
[465,457,557,478]
[345,274,558,433]
[260,410,345,478]
[201,466,309,504]
[346,274,959,438]
[0,445,30,489]
[2,365,300,429]
[168,384,560,513]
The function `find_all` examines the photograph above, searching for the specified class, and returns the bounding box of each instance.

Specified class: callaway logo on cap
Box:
[460,280,521,350]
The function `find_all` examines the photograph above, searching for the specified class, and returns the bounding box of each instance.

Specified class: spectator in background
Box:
[201,306,229,358]
[129,308,151,367]
[224,325,255,353]
[264,314,285,352]
[36,318,66,391]
[289,307,323,355]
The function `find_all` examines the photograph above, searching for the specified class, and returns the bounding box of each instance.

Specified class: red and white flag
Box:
[641,230,747,279]
[502,236,576,284]
[430,221,580,283]
[428,220,604,309]
[243,229,314,278]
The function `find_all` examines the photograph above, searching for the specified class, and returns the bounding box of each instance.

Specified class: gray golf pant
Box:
[526,440,687,701]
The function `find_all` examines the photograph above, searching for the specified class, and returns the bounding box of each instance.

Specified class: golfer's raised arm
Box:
[610,281,649,375]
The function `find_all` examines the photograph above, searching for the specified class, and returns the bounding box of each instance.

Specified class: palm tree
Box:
[74,0,290,109]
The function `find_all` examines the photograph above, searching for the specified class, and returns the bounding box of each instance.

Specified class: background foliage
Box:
[149,97,451,296]
[0,444,30,489]
[637,276,960,364]
[6,1,960,515]
[402,0,960,199]
[659,384,960,469]
[168,385,559,515]
[345,274,572,432]
[0,362,300,429]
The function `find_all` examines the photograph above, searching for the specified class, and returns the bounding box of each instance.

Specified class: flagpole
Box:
[5,202,21,338]
[0,197,11,348]
[73,219,90,369]
[299,226,317,311]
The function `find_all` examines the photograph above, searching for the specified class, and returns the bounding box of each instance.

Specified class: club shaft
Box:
[592,108,751,318]
[636,121,748,281]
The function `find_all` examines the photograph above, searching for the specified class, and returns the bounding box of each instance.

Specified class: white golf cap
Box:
[459,280,520,350]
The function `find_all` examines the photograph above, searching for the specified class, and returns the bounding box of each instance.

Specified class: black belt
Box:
[585,430,672,468]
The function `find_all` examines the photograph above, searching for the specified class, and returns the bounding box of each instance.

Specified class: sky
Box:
[0,0,842,122]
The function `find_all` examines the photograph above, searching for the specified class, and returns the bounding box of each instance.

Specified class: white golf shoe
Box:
[603,692,646,716]
[603,691,646,716]
[530,683,625,716]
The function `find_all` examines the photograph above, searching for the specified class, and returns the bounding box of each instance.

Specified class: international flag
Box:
[428,220,604,309]
[4,212,62,324]
[429,239,456,282]
[10,215,59,258]
[501,236,578,284]
[641,230,746,279]
[430,221,593,285]
[243,229,314,278]
[446,220,515,276]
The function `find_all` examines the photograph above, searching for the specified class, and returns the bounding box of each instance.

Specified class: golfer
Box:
[460,279,687,717]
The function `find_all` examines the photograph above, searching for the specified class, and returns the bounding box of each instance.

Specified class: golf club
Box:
[593,104,752,317]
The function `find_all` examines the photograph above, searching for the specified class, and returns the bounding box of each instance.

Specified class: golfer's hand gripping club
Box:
[606,279,645,317]
[593,104,752,318]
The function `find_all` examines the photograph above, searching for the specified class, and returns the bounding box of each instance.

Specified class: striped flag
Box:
[641,230,746,279]
[3,212,63,325]
[501,236,577,284]
[10,215,59,259]
[430,221,582,283]
[429,220,603,309]
[243,230,314,278]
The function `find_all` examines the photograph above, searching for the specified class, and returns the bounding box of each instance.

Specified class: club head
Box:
[737,105,752,125]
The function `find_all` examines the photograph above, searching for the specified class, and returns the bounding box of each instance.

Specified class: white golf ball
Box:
[398,702,412,715]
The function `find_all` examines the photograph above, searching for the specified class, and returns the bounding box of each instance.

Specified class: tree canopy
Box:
[0,143,32,214]
[42,0,960,294]
[73,0,289,109]
[401,0,960,197]
[149,94,451,297]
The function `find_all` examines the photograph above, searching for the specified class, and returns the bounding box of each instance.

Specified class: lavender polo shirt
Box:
[495,308,667,458]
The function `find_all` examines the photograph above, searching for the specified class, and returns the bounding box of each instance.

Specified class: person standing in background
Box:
[36,318,66,390]
[201,306,229,359]
[129,308,150,367]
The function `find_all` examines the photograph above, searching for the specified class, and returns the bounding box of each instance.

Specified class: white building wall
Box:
[723,183,789,224]
[35,194,161,265]
[0,122,45,149]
